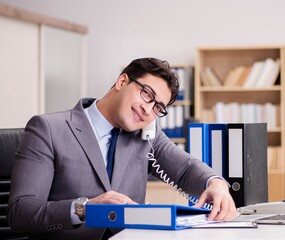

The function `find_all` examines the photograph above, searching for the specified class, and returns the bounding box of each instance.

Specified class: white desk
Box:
[110,225,285,240]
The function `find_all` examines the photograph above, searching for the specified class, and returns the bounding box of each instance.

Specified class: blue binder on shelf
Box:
[188,123,227,177]
[167,106,176,138]
[175,105,184,138]
[208,124,227,177]
[85,204,210,230]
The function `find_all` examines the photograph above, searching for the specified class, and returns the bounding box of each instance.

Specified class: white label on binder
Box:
[124,208,171,226]
[190,127,202,161]
[211,130,223,176]
[228,129,243,178]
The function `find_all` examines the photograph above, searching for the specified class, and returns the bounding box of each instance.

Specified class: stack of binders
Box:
[187,123,268,208]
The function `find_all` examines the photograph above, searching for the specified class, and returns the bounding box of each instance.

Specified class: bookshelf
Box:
[194,46,285,201]
[158,65,194,149]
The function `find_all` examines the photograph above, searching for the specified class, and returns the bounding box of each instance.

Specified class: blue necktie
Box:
[106,128,120,181]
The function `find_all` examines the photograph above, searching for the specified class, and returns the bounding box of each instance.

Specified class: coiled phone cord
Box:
[146,137,212,210]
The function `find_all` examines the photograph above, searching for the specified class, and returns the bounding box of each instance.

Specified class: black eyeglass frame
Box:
[130,78,168,118]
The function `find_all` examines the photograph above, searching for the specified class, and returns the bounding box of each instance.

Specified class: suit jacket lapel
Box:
[66,99,111,191]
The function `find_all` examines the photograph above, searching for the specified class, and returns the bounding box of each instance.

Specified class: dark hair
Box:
[120,58,179,105]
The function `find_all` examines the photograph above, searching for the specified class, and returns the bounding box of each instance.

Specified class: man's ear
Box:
[115,73,129,90]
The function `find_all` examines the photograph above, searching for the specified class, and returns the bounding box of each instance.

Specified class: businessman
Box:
[7,58,237,240]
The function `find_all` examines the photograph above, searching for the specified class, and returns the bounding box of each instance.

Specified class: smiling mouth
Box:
[132,108,144,122]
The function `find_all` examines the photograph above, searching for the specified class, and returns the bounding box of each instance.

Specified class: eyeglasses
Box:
[131,78,168,118]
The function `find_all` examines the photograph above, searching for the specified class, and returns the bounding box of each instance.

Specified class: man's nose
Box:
[141,102,154,115]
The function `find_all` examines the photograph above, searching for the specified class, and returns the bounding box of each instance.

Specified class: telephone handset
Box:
[141,120,212,210]
[141,120,156,140]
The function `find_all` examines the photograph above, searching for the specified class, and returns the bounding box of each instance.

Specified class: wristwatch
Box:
[74,197,89,222]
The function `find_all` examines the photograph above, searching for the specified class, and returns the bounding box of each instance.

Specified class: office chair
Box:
[0,128,29,239]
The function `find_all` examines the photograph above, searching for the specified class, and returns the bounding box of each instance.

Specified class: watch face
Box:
[75,197,89,221]
[77,197,88,205]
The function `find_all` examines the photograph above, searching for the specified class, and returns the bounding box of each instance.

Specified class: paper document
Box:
[176,214,257,228]
[176,214,212,227]
[192,221,257,228]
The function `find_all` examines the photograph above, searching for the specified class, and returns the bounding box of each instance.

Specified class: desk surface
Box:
[110,225,285,240]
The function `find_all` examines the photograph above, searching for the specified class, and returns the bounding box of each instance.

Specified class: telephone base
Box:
[238,201,285,215]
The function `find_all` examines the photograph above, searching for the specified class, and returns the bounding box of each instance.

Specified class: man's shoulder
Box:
[26,110,71,130]
[35,108,71,120]
[30,98,92,122]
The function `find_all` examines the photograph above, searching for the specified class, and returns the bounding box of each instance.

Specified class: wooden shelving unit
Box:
[194,46,285,201]
[145,181,188,205]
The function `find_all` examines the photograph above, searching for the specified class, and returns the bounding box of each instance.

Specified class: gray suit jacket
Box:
[7,98,217,239]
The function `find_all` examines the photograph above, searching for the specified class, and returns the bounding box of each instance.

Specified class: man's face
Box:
[114,74,172,132]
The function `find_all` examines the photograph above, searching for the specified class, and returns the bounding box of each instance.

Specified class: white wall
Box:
[1,0,285,98]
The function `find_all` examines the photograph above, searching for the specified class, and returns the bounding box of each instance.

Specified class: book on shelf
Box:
[236,66,252,86]
[159,113,168,136]
[171,66,194,121]
[223,68,235,86]
[243,61,265,88]
[207,102,279,129]
[242,58,280,88]
[166,106,176,138]
[261,58,280,87]
[175,68,186,100]
[205,67,222,86]
[213,102,226,123]
[207,58,280,88]
[200,70,211,86]
[231,66,245,86]
[175,105,184,137]
[172,66,194,102]
[200,67,221,86]
[224,66,245,87]
[158,105,185,139]
[255,58,276,87]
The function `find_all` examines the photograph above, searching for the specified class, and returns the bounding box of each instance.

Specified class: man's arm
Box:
[7,115,75,232]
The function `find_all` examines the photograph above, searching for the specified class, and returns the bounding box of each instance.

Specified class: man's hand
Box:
[193,178,238,221]
[88,191,137,204]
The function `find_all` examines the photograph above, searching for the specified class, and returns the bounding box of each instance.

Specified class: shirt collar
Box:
[87,99,113,138]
